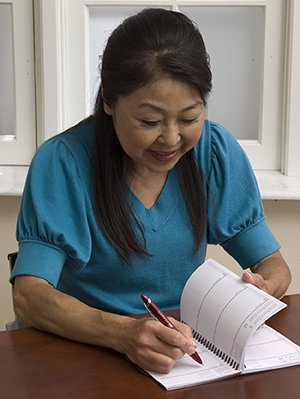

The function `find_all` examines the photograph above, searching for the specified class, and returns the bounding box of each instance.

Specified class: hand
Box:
[242,271,270,294]
[118,317,197,374]
[241,251,291,299]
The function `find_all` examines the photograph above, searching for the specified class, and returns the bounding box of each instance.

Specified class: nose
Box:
[157,123,181,147]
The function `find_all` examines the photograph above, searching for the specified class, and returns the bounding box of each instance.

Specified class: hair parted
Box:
[92,8,212,264]
[100,8,212,106]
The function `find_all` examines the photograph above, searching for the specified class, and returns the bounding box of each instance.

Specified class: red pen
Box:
[141,294,203,365]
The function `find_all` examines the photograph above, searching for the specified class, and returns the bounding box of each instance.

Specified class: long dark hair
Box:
[92,8,212,264]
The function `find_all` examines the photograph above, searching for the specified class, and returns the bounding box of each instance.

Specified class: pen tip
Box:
[191,352,203,365]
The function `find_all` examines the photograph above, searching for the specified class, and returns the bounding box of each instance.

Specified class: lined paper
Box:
[180,259,286,367]
[144,259,300,390]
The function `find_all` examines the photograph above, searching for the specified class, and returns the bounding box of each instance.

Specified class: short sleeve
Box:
[11,135,92,287]
[198,121,280,269]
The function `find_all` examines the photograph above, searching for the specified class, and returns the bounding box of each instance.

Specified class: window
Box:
[47,0,289,171]
[0,5,15,143]
[1,0,299,197]
[0,0,35,165]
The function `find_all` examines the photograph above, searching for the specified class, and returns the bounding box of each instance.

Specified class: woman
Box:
[12,8,290,374]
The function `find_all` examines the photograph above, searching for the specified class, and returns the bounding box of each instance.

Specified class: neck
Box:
[127,170,169,209]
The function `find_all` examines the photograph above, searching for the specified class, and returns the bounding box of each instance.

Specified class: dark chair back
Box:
[6,251,28,330]
[8,252,18,273]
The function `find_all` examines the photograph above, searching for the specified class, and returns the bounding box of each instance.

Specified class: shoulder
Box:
[196,120,241,156]
[25,117,94,194]
[194,120,249,177]
[39,117,93,158]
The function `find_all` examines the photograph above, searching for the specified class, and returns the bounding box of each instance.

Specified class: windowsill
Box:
[0,166,28,195]
[0,166,300,200]
[254,171,300,200]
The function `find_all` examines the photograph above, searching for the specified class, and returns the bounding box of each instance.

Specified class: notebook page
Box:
[181,259,286,369]
[146,343,240,390]
[243,324,300,373]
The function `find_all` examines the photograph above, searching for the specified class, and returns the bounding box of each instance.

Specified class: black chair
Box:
[6,252,28,330]
[8,252,18,273]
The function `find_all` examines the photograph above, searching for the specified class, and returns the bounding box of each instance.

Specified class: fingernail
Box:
[187,345,196,355]
[189,338,198,348]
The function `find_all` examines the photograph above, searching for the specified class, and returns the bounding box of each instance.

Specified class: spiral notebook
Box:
[145,259,300,390]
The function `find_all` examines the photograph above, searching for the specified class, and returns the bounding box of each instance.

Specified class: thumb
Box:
[242,272,266,291]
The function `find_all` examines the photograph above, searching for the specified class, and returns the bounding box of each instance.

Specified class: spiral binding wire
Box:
[184,322,240,371]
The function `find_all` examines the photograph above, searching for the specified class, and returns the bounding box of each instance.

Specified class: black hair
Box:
[92,8,212,264]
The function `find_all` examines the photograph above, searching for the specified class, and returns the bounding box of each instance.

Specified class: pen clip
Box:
[143,302,160,322]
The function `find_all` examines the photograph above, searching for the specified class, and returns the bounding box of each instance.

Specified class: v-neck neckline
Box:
[126,167,180,231]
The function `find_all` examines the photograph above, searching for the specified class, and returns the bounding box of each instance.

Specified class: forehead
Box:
[117,78,203,111]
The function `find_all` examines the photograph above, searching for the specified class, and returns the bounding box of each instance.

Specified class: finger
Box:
[154,322,197,356]
[129,327,184,372]
[135,348,177,374]
[242,271,254,284]
[242,272,267,292]
[169,318,197,348]
[133,319,187,360]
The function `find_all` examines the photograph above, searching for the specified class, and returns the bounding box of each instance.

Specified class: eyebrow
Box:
[137,101,204,112]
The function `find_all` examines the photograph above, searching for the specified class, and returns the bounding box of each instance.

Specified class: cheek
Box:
[116,127,151,155]
[184,125,203,147]
[128,132,151,150]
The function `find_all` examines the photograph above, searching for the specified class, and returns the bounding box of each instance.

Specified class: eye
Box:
[141,120,159,127]
[182,117,199,124]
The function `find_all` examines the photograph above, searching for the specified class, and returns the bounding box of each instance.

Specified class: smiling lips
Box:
[149,149,179,162]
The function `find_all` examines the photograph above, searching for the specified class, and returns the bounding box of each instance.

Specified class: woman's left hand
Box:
[241,250,291,299]
[242,271,270,294]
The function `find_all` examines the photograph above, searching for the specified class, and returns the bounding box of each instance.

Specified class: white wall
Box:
[0,196,299,331]
[207,200,300,296]
[0,196,21,331]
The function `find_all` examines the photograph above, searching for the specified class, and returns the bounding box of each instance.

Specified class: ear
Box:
[103,102,113,116]
[101,85,113,116]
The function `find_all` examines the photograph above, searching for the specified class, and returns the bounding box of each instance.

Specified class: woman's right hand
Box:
[14,275,196,374]
[116,316,197,373]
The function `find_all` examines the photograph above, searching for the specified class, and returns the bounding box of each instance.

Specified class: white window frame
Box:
[1,0,299,197]
[281,0,300,177]
[0,0,36,165]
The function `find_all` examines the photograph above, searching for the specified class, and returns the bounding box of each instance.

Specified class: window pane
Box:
[181,6,264,140]
[89,6,143,107]
[89,5,169,108]
[0,4,15,139]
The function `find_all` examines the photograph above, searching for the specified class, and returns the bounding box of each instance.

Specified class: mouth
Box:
[148,149,179,162]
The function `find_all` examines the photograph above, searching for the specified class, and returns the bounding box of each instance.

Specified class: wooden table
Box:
[0,295,299,399]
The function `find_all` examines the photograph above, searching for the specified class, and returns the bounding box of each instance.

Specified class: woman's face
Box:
[103,78,205,178]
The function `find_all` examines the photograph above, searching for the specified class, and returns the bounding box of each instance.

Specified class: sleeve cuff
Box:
[222,218,281,269]
[10,241,67,287]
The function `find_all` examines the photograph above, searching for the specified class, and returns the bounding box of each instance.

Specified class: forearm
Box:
[250,251,291,299]
[13,275,196,374]
[13,275,134,352]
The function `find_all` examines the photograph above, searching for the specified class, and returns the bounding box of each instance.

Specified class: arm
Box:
[13,275,197,373]
[242,250,291,299]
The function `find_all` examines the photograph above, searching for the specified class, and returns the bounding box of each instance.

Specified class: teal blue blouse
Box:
[11,118,280,314]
